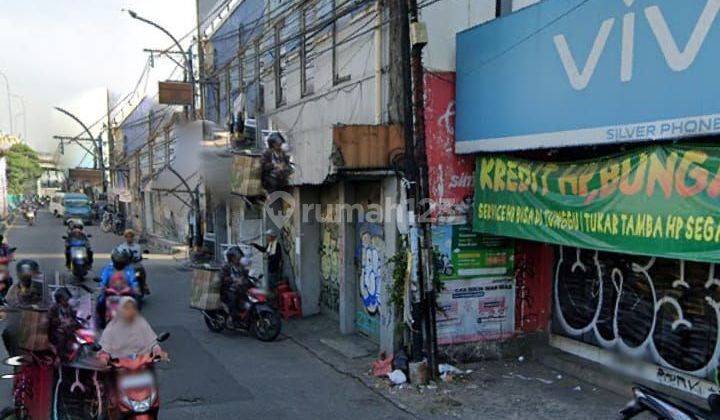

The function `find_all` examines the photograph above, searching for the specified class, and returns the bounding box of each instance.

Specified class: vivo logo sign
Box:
[555,0,720,90]
[456,0,720,153]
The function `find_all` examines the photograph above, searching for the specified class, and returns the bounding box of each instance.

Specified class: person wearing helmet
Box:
[5,259,43,308]
[219,246,250,325]
[96,249,138,327]
[260,132,292,193]
[48,287,81,363]
[64,222,93,270]
[116,229,149,295]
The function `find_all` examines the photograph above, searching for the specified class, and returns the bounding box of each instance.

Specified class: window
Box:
[332,0,351,85]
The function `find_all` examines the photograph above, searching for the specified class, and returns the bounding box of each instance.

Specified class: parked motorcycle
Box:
[105,332,170,419]
[620,384,720,419]
[65,235,93,280]
[201,275,282,341]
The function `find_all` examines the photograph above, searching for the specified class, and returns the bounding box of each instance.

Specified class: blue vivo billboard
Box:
[456,0,720,153]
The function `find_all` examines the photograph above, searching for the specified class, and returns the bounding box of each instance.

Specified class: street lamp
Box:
[54,106,108,193]
[0,70,13,135]
[126,9,196,118]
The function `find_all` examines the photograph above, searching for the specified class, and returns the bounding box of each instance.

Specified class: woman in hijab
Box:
[98,297,166,360]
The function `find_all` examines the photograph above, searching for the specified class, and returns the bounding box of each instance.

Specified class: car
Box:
[62,193,93,225]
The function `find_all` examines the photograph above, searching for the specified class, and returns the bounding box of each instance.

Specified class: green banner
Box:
[432,224,514,280]
[473,144,720,263]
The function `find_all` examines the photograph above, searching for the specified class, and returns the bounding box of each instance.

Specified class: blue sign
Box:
[456,0,720,153]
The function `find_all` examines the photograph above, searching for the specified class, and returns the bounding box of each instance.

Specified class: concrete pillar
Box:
[294,186,321,316]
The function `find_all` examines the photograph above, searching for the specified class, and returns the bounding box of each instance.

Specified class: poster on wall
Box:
[474,145,720,264]
[432,224,514,280]
[437,277,515,345]
[424,72,475,220]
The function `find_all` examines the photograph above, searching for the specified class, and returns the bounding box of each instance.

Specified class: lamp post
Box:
[54,106,107,193]
[126,9,196,118]
[0,70,13,135]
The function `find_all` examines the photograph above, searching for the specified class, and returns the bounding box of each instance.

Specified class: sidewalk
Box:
[283,315,628,419]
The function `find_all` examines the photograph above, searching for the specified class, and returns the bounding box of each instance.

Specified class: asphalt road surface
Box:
[0,209,411,419]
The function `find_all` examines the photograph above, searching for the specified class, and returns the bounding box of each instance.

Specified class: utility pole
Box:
[54,107,108,193]
[196,0,206,117]
[398,0,437,377]
[107,89,116,188]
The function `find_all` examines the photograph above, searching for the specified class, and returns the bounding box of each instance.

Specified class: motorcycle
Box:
[620,384,720,419]
[97,275,138,326]
[23,209,35,226]
[105,332,170,419]
[65,235,93,280]
[100,212,113,233]
[201,275,282,341]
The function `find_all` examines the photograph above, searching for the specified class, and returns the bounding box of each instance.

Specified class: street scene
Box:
[3,0,720,419]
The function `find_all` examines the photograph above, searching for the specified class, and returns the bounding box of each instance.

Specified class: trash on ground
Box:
[372,352,393,377]
[389,369,407,385]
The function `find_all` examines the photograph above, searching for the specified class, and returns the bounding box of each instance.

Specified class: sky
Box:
[0,0,196,165]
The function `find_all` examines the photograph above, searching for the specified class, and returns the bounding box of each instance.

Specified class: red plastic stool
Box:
[279,291,302,320]
[276,282,292,296]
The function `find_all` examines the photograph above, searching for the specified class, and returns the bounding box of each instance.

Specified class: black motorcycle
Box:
[200,275,281,342]
[64,235,93,280]
[621,385,720,419]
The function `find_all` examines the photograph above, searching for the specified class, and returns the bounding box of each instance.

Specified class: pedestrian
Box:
[251,229,282,290]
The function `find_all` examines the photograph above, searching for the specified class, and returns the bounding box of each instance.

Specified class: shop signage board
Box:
[474,144,720,263]
[432,224,514,280]
[436,277,516,345]
[456,0,720,153]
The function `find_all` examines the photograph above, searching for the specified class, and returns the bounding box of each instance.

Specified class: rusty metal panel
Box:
[332,124,404,169]
[158,81,193,105]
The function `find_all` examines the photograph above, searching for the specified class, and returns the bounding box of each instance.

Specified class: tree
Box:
[5,143,43,195]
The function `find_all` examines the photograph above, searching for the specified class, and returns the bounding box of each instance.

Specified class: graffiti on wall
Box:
[320,223,340,313]
[358,222,385,315]
[554,246,720,382]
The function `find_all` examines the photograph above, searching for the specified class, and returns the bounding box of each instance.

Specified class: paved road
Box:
[1,210,411,419]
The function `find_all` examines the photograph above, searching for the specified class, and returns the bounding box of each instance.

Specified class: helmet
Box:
[111,248,131,270]
[226,246,244,264]
[54,287,71,304]
[16,259,39,283]
[266,131,285,147]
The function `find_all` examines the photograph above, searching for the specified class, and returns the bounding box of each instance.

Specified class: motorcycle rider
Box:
[96,249,138,328]
[219,246,251,325]
[47,287,80,363]
[2,260,44,357]
[0,234,12,257]
[98,297,166,360]
[116,229,149,295]
[64,223,94,270]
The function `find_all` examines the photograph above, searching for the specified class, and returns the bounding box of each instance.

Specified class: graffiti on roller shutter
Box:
[320,223,340,313]
[358,223,385,315]
[553,246,720,386]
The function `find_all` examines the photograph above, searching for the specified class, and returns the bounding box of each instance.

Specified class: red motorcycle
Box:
[106,332,170,419]
[96,271,138,326]
[201,275,282,341]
